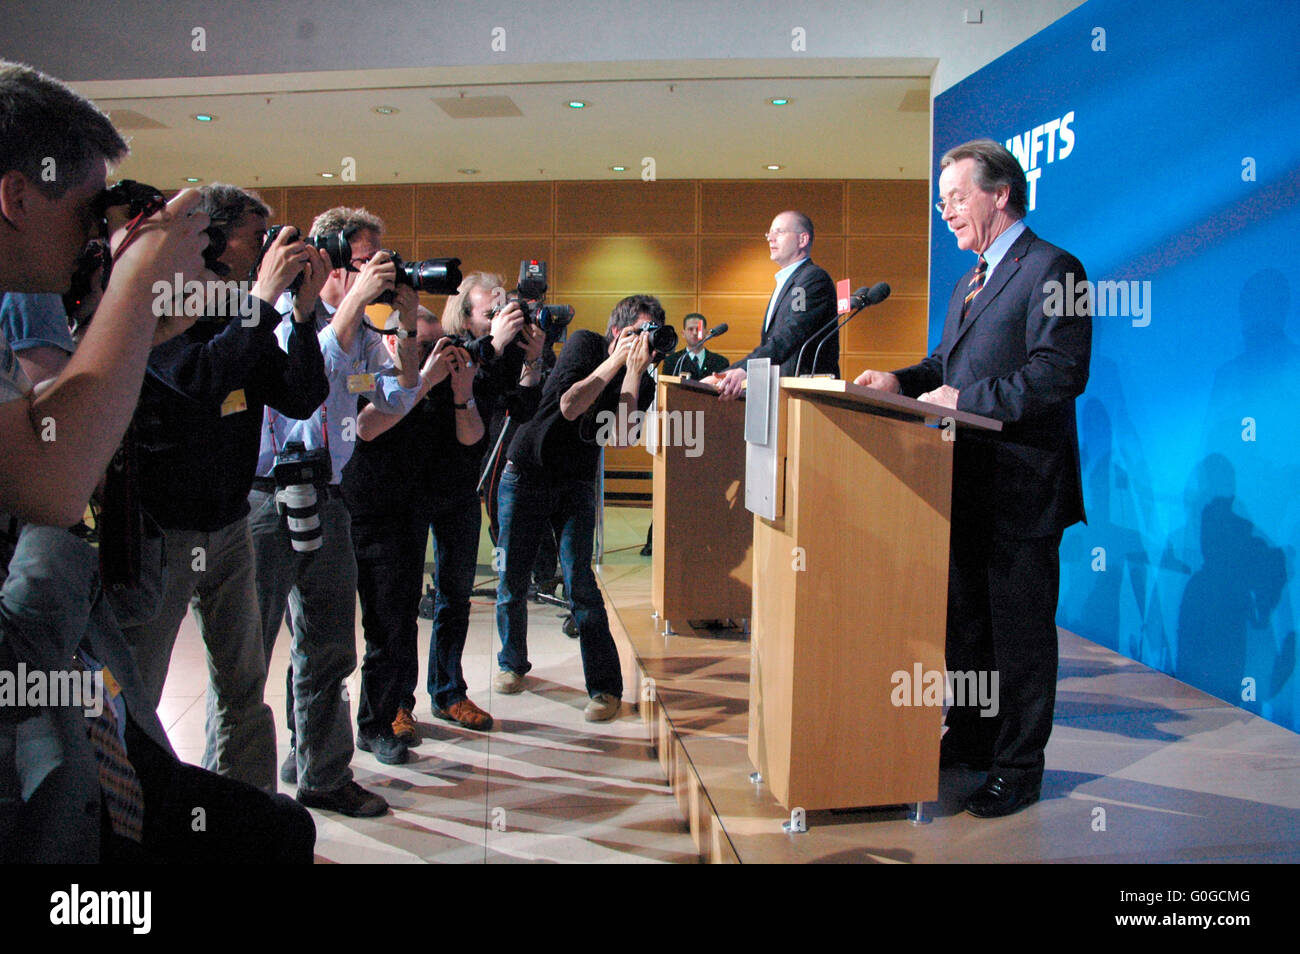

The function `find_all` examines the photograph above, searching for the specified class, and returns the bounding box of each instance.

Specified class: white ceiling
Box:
[84,60,935,188]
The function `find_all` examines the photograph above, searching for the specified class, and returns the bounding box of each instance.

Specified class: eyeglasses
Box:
[763,228,802,240]
[935,191,974,214]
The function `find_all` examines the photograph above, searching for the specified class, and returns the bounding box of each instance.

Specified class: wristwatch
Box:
[454,397,477,410]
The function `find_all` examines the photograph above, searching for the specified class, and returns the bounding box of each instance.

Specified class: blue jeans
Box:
[494,464,622,698]
[426,493,482,711]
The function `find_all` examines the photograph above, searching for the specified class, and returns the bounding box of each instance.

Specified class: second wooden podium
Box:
[649,375,752,633]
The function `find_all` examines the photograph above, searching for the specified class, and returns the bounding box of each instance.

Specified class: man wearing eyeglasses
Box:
[708,210,836,399]
[249,206,421,817]
[855,139,1090,818]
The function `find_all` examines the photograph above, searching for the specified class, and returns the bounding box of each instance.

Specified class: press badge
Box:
[220,389,248,417]
[347,372,376,394]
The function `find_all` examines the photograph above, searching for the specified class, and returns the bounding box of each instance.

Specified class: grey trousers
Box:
[121,518,277,793]
[248,488,357,794]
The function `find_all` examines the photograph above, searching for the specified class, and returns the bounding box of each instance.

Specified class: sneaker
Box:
[356,731,408,765]
[296,780,389,818]
[280,746,298,785]
[494,669,526,694]
[584,692,621,722]
[392,707,419,745]
[435,698,494,731]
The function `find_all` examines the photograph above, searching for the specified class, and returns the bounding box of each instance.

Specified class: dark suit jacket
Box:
[735,258,838,378]
[0,525,175,862]
[893,227,1090,538]
[665,347,729,381]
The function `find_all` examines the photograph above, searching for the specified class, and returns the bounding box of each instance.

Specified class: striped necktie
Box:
[963,255,988,317]
[81,660,145,842]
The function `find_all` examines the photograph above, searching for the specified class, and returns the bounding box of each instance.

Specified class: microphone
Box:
[808,282,890,377]
[794,283,890,377]
[851,282,891,309]
[672,323,729,377]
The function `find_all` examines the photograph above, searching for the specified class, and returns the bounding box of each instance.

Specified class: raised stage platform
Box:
[598,558,1300,864]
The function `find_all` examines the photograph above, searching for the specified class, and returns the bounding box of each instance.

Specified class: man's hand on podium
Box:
[917,385,960,409]
[706,367,746,401]
[853,369,901,393]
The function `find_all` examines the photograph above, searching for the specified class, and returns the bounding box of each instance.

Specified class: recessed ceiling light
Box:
[457,168,479,175]
[769,98,790,106]
[567,100,587,109]
[373,105,398,115]
[193,113,215,122]
[765,164,783,171]
[319,172,335,178]
[609,165,627,172]
[183,176,201,183]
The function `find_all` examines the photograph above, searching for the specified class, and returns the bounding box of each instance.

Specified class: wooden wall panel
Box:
[415,182,552,236]
[554,236,696,295]
[842,295,928,355]
[847,180,931,235]
[263,177,930,489]
[555,181,696,234]
[699,181,843,236]
[847,236,929,298]
[282,185,415,239]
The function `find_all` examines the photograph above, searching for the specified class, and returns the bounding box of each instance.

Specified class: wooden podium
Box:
[649,376,752,633]
[745,375,1001,810]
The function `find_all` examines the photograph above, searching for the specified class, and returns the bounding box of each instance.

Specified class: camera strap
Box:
[264,402,332,467]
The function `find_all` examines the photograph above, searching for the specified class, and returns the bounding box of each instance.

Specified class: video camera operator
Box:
[340,307,483,762]
[248,206,421,818]
[493,294,663,722]
[119,183,330,795]
[0,60,313,862]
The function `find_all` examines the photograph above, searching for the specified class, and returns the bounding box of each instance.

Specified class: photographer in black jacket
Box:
[364,272,545,745]
[120,184,329,794]
[341,306,482,763]
[493,294,659,722]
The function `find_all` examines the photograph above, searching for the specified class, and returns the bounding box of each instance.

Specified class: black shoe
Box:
[356,730,408,765]
[296,780,389,818]
[964,775,1041,818]
[562,614,579,638]
[639,544,652,557]
[280,746,298,785]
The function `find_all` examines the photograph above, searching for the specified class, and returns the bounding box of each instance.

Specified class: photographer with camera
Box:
[494,295,663,722]
[118,184,330,794]
[0,61,314,862]
[249,206,422,818]
[341,307,482,762]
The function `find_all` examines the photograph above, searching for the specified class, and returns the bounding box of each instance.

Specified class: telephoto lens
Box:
[272,441,332,552]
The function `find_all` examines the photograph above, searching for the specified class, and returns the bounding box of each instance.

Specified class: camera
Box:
[440,332,495,366]
[375,252,462,304]
[251,225,352,291]
[632,323,678,360]
[271,441,333,553]
[63,238,112,323]
[500,260,574,337]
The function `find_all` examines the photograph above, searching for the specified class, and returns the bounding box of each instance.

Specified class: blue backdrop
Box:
[931,0,1300,730]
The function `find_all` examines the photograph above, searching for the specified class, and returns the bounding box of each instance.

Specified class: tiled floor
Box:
[158,502,1300,864]
[158,504,697,863]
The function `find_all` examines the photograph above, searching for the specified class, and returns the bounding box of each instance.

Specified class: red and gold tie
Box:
[963,256,988,317]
